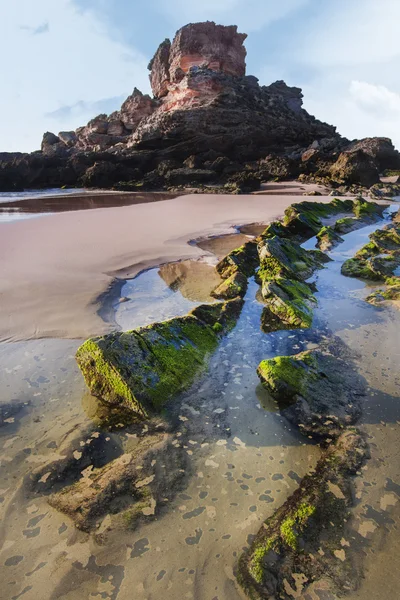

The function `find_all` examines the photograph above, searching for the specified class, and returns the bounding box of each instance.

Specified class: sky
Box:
[1,0,399,152]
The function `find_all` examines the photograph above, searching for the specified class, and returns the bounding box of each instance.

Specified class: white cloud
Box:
[156,0,310,32]
[0,0,150,152]
[349,80,400,116]
[300,0,400,66]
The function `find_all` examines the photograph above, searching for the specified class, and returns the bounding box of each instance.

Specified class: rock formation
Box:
[1,21,400,191]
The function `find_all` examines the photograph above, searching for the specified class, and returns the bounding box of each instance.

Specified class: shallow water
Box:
[1,212,400,599]
[0,189,179,222]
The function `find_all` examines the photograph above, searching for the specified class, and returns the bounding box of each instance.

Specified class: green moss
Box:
[216,241,259,278]
[261,278,316,328]
[280,502,316,550]
[212,322,223,333]
[334,217,357,234]
[76,314,221,415]
[355,241,379,259]
[341,257,383,281]
[353,198,380,218]
[248,537,276,584]
[258,355,305,396]
[76,338,146,417]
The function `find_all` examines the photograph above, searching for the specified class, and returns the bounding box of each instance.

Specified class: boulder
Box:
[257,339,365,439]
[76,301,242,418]
[330,149,380,187]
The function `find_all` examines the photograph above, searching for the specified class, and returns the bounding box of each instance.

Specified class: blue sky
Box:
[1,0,399,152]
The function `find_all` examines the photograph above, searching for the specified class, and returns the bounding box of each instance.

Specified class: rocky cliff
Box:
[1,21,399,192]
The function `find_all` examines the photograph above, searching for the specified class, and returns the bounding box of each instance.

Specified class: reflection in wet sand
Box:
[0,191,180,222]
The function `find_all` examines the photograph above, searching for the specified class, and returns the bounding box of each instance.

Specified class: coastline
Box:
[0,192,337,343]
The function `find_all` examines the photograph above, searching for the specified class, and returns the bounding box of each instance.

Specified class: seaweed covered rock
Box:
[342,223,400,281]
[237,430,368,600]
[211,271,248,299]
[48,431,186,532]
[258,236,330,283]
[316,225,344,251]
[366,283,400,305]
[257,339,365,439]
[76,301,241,418]
[216,240,259,279]
[282,199,353,241]
[260,278,316,329]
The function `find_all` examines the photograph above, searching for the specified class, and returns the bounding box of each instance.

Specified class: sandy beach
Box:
[0,192,334,342]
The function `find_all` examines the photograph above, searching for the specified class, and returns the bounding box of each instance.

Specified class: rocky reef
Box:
[342,222,400,281]
[238,430,368,599]
[257,339,364,440]
[1,21,399,192]
[76,298,243,418]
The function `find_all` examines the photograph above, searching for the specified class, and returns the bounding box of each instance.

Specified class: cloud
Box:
[0,0,149,152]
[20,21,50,35]
[349,81,400,117]
[45,95,126,120]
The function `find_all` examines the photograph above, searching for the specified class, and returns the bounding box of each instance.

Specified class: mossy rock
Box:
[282,199,354,241]
[334,217,358,234]
[216,240,259,279]
[352,197,383,219]
[261,278,316,329]
[316,225,344,251]
[259,220,288,240]
[257,340,364,439]
[366,284,400,305]
[258,236,330,283]
[341,257,384,281]
[211,271,248,300]
[369,224,400,253]
[237,430,368,600]
[76,302,240,417]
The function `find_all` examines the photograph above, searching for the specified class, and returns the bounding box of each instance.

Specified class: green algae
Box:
[341,257,383,281]
[280,502,316,549]
[211,271,248,299]
[257,352,316,400]
[248,537,277,584]
[342,225,400,281]
[216,240,259,279]
[316,225,344,251]
[76,302,242,416]
[261,278,315,329]
[366,284,400,305]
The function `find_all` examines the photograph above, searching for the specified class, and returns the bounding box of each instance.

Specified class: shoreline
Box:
[0,191,385,343]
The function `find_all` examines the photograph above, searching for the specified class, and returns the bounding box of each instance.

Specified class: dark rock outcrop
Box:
[1,21,399,191]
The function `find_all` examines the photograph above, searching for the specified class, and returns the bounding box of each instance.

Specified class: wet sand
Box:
[0,192,335,342]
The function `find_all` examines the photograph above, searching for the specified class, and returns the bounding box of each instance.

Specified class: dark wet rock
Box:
[316,225,344,251]
[259,279,317,329]
[366,284,400,306]
[330,149,380,187]
[0,400,27,426]
[237,430,368,600]
[282,198,354,241]
[342,223,400,281]
[216,240,259,279]
[257,236,330,283]
[255,233,330,330]
[211,271,248,299]
[49,431,186,532]
[257,339,365,440]
[27,426,122,496]
[76,301,242,417]
[2,23,399,191]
